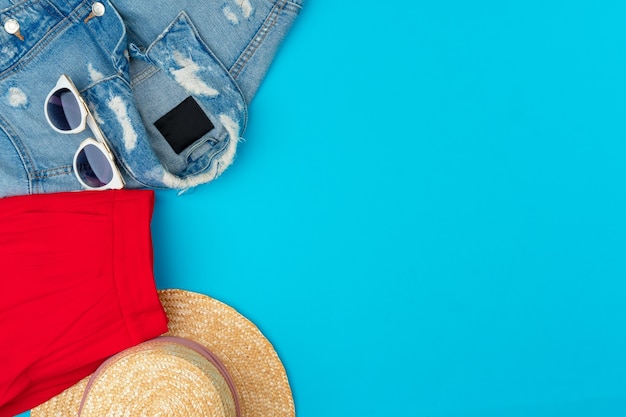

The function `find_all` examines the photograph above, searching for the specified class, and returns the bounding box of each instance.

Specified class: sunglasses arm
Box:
[84,112,126,188]
[85,113,108,145]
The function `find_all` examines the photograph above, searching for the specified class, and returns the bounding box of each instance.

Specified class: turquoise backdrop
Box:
[21,0,626,416]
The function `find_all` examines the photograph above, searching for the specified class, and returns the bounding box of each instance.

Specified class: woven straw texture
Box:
[31,289,295,417]
[80,341,236,417]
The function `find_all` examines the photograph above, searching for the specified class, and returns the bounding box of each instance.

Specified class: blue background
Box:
[22,0,626,416]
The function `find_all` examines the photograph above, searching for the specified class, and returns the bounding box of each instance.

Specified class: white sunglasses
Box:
[45,74,124,190]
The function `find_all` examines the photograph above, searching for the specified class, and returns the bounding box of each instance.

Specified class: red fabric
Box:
[0,190,168,417]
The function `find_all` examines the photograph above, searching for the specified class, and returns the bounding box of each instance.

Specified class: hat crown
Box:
[78,337,239,417]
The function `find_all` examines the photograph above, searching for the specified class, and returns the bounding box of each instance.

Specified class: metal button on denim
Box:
[91,2,105,17]
[4,19,19,35]
[4,18,23,40]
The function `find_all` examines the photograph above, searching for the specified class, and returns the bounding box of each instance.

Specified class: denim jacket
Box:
[0,0,302,196]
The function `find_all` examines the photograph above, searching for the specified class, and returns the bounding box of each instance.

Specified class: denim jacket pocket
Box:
[0,0,65,76]
[126,11,248,189]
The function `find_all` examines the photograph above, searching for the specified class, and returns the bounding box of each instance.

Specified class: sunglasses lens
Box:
[47,88,82,131]
[75,143,114,188]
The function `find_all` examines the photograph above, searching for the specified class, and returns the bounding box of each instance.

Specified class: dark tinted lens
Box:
[47,88,82,131]
[75,144,113,188]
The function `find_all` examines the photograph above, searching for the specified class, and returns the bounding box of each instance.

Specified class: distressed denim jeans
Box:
[0,0,302,197]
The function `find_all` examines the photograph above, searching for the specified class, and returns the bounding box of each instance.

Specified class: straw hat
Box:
[31,289,295,417]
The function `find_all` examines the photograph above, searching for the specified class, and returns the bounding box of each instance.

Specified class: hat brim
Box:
[31,289,295,417]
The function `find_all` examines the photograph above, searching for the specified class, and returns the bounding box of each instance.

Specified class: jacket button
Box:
[91,2,105,17]
[4,18,23,40]
[4,19,19,35]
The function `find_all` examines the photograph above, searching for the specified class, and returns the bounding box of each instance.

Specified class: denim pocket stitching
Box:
[82,0,128,76]
[229,0,287,80]
[31,165,72,179]
[0,0,67,79]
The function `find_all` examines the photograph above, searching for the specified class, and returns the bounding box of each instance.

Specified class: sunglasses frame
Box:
[45,74,124,190]
[72,138,124,190]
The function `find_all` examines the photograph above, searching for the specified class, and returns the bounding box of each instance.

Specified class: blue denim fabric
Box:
[0,0,302,197]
